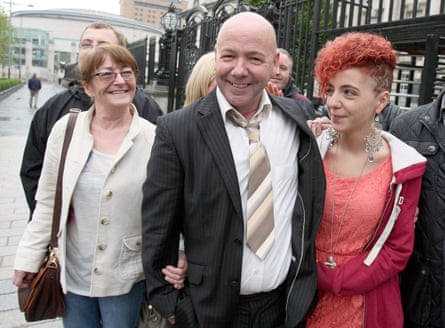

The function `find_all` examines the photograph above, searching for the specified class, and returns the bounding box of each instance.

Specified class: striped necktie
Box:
[228,109,274,260]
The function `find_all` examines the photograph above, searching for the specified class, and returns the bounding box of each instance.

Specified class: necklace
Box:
[325,150,368,268]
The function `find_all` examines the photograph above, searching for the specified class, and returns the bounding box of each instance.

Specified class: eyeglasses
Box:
[92,70,135,82]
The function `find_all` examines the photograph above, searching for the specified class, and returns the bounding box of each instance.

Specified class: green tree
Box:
[0,6,10,77]
[243,0,264,8]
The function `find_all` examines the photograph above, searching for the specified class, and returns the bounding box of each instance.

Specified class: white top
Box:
[66,149,114,295]
[217,88,300,294]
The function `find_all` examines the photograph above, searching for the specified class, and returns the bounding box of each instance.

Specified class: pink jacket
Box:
[316,131,426,327]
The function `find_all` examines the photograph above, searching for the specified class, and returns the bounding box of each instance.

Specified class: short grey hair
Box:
[277,48,293,68]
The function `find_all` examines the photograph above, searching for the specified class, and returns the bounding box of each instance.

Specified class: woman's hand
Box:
[266,82,284,97]
[414,206,419,225]
[307,116,332,137]
[162,251,188,290]
[13,270,36,288]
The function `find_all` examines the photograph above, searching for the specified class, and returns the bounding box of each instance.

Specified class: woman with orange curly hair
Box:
[306,32,426,328]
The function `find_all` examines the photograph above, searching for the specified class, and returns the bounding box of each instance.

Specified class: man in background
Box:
[27,73,41,109]
[390,88,445,327]
[267,48,315,118]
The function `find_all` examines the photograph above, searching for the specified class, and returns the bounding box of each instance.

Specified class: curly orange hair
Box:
[314,32,396,98]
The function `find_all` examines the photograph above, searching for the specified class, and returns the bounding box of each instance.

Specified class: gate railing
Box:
[143,0,445,112]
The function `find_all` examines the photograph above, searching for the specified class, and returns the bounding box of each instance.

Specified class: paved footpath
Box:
[0,82,64,327]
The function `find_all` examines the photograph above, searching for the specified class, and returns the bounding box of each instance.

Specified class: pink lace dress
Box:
[307,156,392,328]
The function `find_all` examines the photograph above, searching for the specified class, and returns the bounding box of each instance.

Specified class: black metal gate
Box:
[127,37,148,88]
[150,0,445,112]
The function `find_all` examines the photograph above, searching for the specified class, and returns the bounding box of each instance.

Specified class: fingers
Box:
[162,251,189,290]
[162,265,185,276]
[307,117,332,137]
[414,206,419,225]
[12,270,35,288]
[162,265,186,290]
[163,273,184,290]
[177,250,187,270]
[265,82,283,97]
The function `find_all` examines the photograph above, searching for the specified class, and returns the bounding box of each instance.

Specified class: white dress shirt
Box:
[217,88,300,294]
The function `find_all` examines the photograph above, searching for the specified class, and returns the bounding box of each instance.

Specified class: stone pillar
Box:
[25,40,32,79]
[48,40,55,81]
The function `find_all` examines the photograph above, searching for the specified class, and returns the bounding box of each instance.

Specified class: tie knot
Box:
[227,110,264,127]
[227,110,248,127]
[227,110,262,143]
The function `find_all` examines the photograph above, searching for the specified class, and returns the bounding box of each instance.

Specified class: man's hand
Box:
[162,250,188,290]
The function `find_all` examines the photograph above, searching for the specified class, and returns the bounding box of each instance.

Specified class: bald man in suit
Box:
[142,12,325,328]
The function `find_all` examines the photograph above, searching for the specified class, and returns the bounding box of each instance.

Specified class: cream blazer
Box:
[15,104,156,297]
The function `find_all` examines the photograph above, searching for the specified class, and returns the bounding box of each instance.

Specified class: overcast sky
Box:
[7,0,120,15]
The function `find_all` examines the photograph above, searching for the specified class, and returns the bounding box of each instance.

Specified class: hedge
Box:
[0,79,23,91]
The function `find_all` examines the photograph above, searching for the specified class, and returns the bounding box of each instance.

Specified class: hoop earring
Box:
[364,121,383,162]
[327,127,339,148]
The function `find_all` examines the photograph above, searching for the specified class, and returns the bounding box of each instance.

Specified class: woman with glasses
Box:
[13,44,156,327]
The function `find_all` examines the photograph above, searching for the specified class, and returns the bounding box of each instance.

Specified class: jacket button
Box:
[427,145,437,153]
[100,217,110,225]
[94,267,102,275]
[104,190,113,198]
[97,243,107,251]
[231,280,239,287]
[234,238,242,245]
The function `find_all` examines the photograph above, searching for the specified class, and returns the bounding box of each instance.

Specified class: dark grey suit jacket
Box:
[142,90,326,328]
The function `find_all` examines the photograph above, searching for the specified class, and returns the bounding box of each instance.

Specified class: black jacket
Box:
[377,103,402,131]
[390,88,445,328]
[28,77,41,91]
[142,90,325,327]
[20,84,163,216]
[282,76,304,98]
[282,77,316,119]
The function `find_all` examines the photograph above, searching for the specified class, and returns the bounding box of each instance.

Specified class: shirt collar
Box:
[217,87,272,123]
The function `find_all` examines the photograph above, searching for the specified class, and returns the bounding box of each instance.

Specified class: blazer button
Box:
[104,190,113,198]
[231,280,239,288]
[100,217,110,225]
[234,238,242,245]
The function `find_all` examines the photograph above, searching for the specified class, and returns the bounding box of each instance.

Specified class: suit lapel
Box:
[193,94,313,222]
[196,93,243,220]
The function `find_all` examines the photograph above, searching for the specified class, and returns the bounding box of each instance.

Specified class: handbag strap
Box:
[49,110,80,249]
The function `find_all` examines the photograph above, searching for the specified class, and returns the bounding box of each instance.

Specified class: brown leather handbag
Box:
[17,110,79,322]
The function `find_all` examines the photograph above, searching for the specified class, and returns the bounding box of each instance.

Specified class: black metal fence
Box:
[127,38,148,88]
[138,0,445,112]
